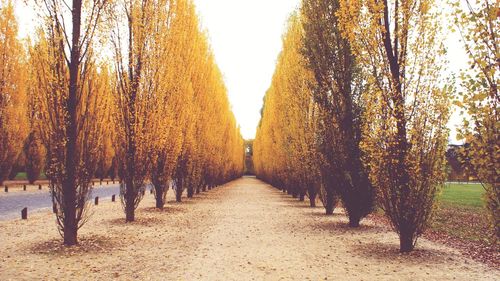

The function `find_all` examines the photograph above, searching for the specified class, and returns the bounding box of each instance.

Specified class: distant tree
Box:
[93,66,115,182]
[0,1,28,185]
[25,47,47,185]
[253,13,321,208]
[8,153,25,180]
[302,0,374,224]
[244,140,254,175]
[23,132,45,184]
[452,0,499,241]
[445,145,472,182]
[339,0,451,251]
[108,156,118,181]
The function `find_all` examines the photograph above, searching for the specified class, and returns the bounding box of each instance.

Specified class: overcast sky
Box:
[14,0,466,142]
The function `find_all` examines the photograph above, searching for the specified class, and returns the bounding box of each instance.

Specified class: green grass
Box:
[432,182,491,243]
[438,182,485,208]
[14,172,27,180]
[13,172,47,181]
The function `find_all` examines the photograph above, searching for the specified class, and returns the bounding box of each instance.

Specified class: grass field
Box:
[432,182,490,243]
[13,172,47,181]
[439,182,485,208]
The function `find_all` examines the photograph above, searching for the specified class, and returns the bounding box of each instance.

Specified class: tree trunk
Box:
[123,176,136,221]
[125,202,135,222]
[61,0,83,247]
[124,177,136,222]
[202,185,206,192]
[63,181,78,245]
[299,192,305,201]
[348,212,360,227]
[187,187,194,198]
[309,195,316,207]
[325,190,335,215]
[155,188,164,209]
[399,231,414,252]
[176,189,182,202]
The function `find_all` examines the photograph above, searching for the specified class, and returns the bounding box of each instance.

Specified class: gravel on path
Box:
[0,176,497,280]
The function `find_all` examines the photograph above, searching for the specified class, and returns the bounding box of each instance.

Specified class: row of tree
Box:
[253,0,498,252]
[0,0,245,246]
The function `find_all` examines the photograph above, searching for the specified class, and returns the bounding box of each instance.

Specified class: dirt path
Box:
[0,177,498,280]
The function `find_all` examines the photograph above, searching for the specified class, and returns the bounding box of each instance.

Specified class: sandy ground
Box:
[0,176,498,281]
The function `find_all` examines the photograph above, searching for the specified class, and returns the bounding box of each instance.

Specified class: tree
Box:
[254,13,321,208]
[301,0,374,224]
[171,0,203,202]
[111,0,187,219]
[452,0,499,242]
[25,46,48,185]
[93,65,115,182]
[244,140,254,175]
[31,0,109,245]
[445,144,471,182]
[150,0,192,208]
[168,1,245,202]
[23,124,45,184]
[0,1,28,185]
[338,0,451,251]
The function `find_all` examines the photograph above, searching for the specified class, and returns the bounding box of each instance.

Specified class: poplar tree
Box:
[111,0,173,220]
[301,0,374,224]
[339,0,451,251]
[31,0,108,245]
[0,1,28,185]
[254,14,321,208]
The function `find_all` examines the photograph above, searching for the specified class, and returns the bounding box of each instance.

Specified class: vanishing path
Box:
[0,176,498,280]
[176,177,497,280]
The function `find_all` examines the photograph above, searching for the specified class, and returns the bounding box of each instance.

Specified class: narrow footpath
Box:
[0,177,497,280]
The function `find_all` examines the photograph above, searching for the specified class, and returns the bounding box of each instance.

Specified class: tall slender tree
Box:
[24,69,45,184]
[150,0,193,208]
[254,13,321,208]
[301,0,374,225]
[339,0,451,251]
[31,0,109,245]
[111,0,167,221]
[0,1,28,186]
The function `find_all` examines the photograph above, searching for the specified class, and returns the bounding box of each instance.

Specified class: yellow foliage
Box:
[452,0,499,241]
[338,0,451,251]
[254,13,320,203]
[0,1,29,184]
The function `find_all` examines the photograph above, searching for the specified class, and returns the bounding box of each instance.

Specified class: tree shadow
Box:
[142,206,184,214]
[304,218,381,235]
[314,220,384,235]
[351,241,450,265]
[285,203,318,209]
[29,234,117,256]
[107,216,163,227]
[166,199,196,205]
[303,211,343,218]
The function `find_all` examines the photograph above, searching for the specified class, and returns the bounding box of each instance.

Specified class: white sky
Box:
[14,0,466,142]
[193,0,301,139]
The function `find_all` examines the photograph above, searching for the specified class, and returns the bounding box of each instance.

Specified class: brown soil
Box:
[0,177,498,280]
